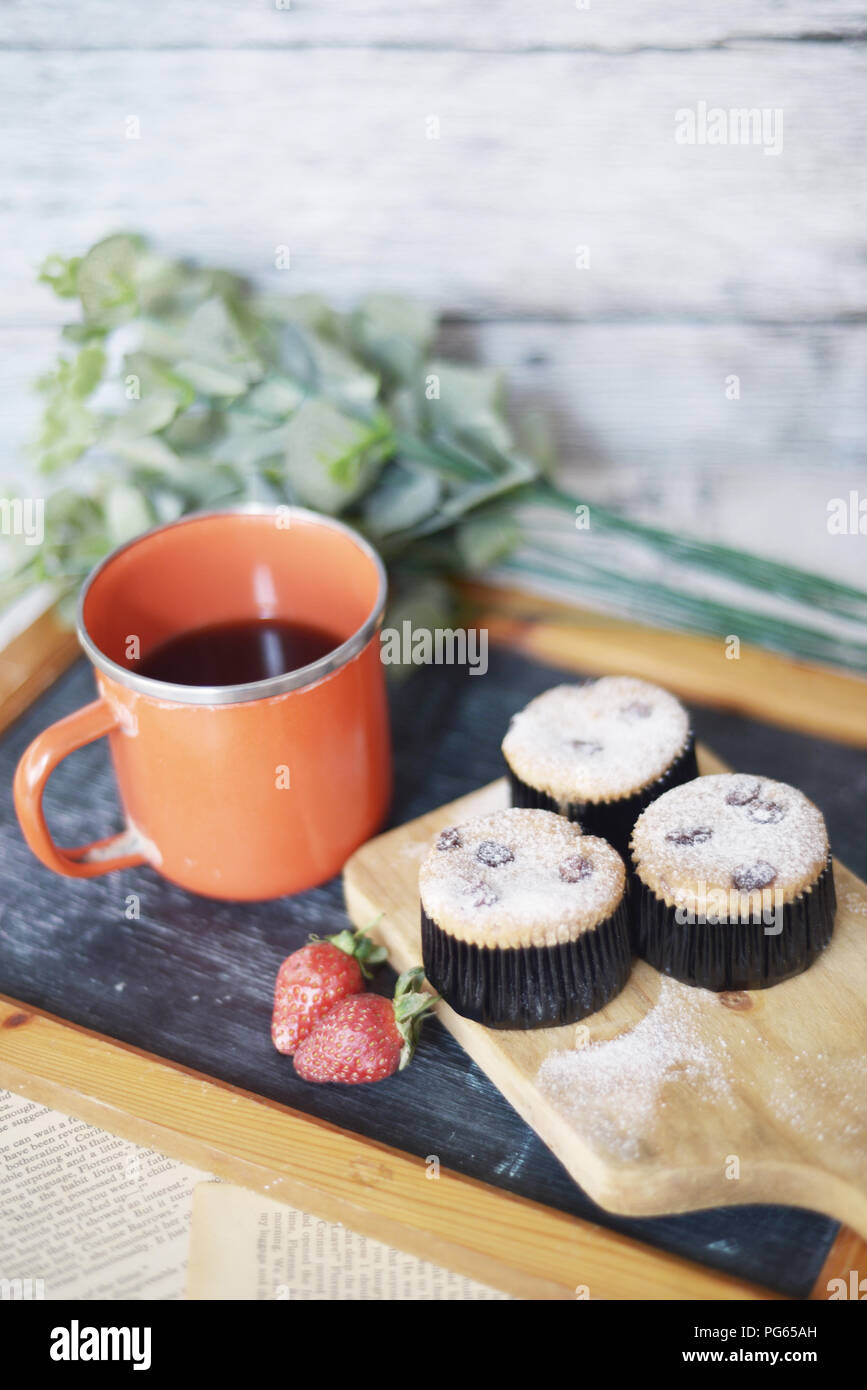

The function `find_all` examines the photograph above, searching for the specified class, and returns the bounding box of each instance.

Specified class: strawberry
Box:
[293,968,437,1084]
[271,923,386,1056]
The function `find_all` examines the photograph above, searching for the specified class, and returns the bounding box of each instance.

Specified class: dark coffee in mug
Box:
[136,617,342,686]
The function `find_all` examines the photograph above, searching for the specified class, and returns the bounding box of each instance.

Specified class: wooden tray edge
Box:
[463,581,867,749]
[0,993,783,1302]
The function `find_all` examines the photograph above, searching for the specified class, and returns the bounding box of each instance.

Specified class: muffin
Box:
[419,807,631,1029]
[630,773,836,991]
[502,677,697,857]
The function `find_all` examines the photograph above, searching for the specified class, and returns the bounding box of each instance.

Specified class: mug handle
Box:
[13,697,148,878]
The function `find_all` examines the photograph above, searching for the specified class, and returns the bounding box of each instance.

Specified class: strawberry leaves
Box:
[318,918,388,980]
[391,967,439,1070]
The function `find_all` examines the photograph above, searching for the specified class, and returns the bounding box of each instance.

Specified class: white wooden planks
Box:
[0,2,864,51]
[0,3,863,583]
[0,46,864,324]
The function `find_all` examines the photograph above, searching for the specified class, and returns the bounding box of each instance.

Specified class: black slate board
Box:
[3,649,866,1298]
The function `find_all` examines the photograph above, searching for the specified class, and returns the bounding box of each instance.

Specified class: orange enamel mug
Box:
[13,506,391,900]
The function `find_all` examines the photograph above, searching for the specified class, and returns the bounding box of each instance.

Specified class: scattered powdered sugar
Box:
[537,976,733,1160]
[502,677,689,803]
[418,807,625,949]
[631,774,828,902]
[842,888,867,918]
[763,1054,865,1145]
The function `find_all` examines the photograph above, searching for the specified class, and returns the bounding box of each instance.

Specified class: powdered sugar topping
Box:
[502,678,690,803]
[631,773,829,904]
[419,807,626,949]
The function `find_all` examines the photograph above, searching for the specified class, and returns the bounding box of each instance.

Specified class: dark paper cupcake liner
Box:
[421,899,632,1030]
[631,854,836,992]
[507,732,699,859]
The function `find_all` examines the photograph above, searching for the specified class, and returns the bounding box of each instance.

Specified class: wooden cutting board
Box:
[344,747,867,1238]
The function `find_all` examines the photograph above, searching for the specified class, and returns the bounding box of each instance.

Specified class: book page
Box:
[1,1090,511,1300]
[186,1182,512,1300]
[0,1088,206,1300]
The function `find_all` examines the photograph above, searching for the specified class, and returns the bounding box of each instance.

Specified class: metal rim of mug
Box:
[75,503,388,706]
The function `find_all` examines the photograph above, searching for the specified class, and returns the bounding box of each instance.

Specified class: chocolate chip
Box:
[569,739,603,755]
[476,840,514,868]
[732,861,777,892]
[725,780,762,807]
[466,880,499,908]
[437,827,462,851]
[620,701,652,720]
[746,800,786,825]
[558,854,593,883]
[665,827,713,846]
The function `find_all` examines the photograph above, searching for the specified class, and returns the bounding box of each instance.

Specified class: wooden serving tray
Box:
[2,586,866,1299]
[345,750,867,1238]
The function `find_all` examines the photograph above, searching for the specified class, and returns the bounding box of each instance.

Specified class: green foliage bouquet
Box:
[5,234,867,673]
